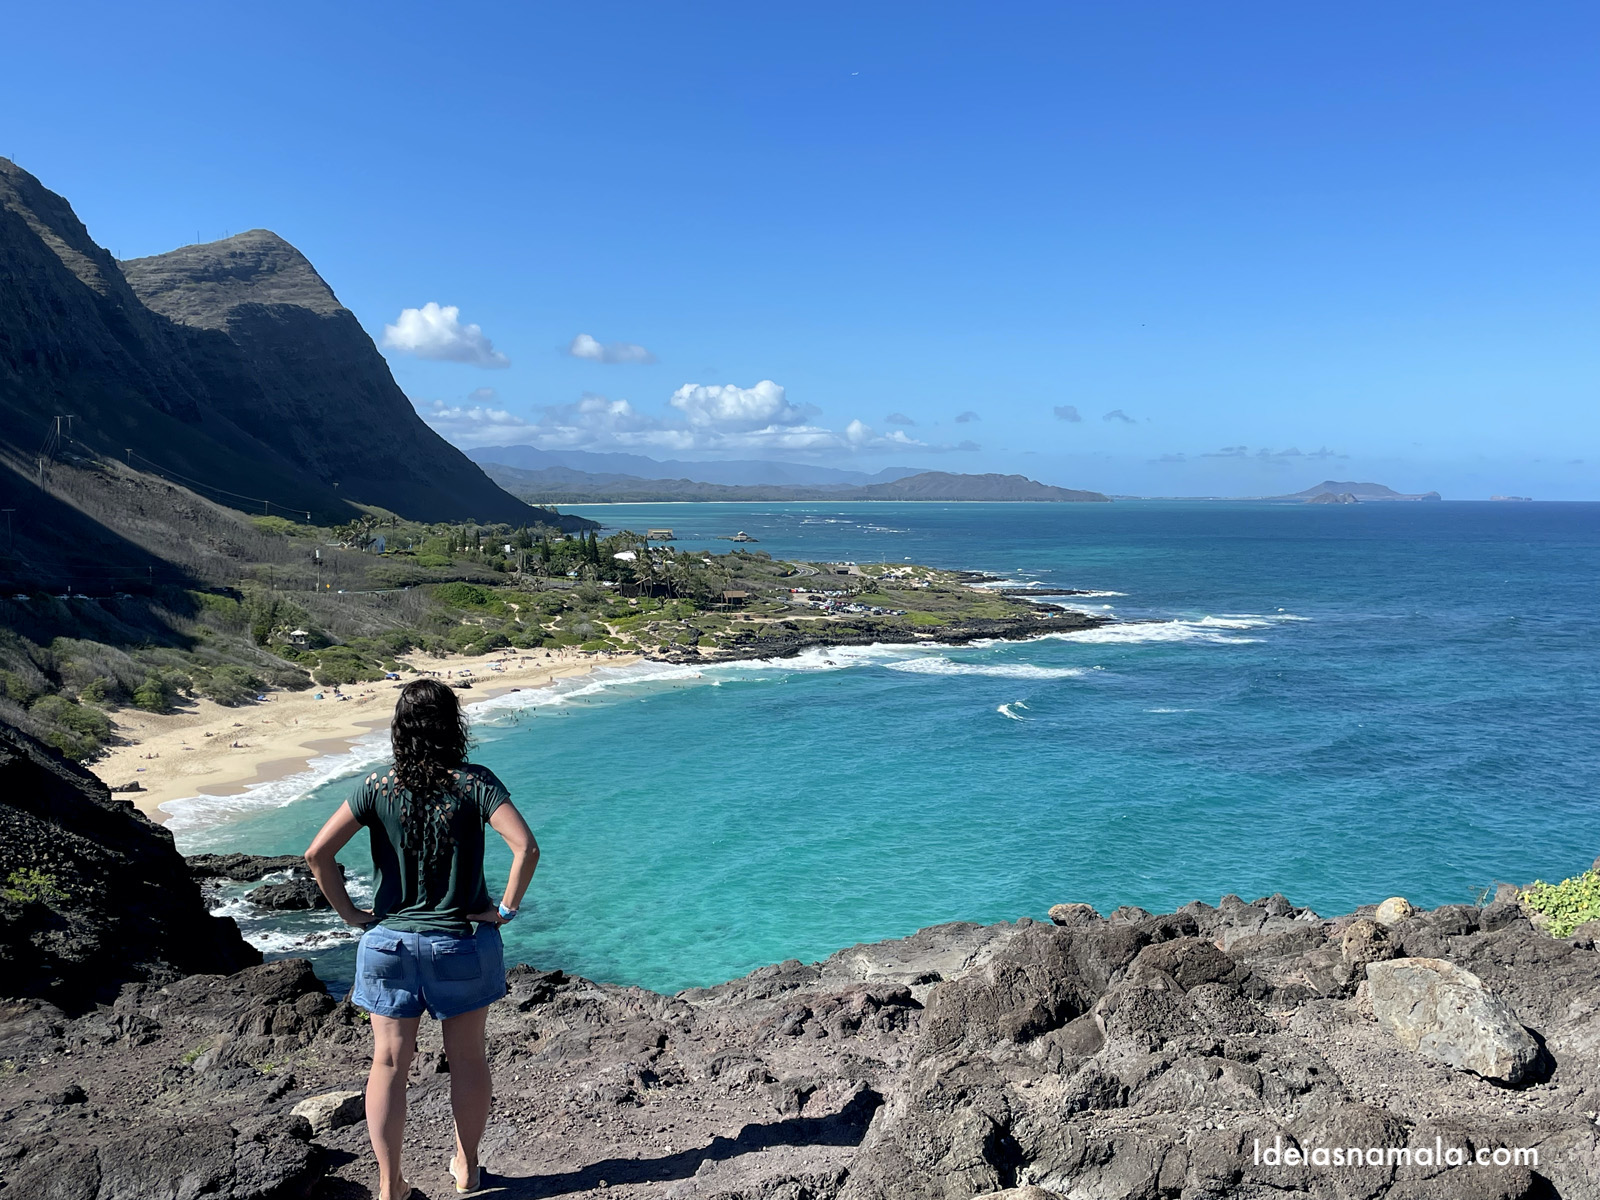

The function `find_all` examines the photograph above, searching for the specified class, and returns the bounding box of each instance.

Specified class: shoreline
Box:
[91,603,1105,830]
[89,649,641,825]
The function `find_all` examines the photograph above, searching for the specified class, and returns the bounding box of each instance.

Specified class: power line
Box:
[30,416,319,520]
[69,439,316,521]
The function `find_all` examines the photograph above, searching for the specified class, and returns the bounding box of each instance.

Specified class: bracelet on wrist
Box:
[497,904,518,922]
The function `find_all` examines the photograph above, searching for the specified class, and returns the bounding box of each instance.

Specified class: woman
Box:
[306,679,538,1199]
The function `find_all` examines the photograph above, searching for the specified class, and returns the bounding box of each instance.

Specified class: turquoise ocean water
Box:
[172,501,1600,995]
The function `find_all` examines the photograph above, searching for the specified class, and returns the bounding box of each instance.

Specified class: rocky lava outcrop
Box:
[2,890,1598,1199]
[0,721,259,1015]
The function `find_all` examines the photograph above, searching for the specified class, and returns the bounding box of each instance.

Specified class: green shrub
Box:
[1523,870,1600,937]
[30,694,112,760]
[308,646,383,687]
[133,675,176,712]
[250,515,303,537]
[446,625,482,650]
[190,665,259,706]
[2,868,69,906]
[431,582,505,612]
[1,670,41,705]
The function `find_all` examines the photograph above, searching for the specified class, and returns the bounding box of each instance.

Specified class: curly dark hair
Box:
[392,678,470,794]
[390,680,471,865]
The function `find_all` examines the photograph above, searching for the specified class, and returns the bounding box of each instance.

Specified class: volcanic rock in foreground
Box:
[2,886,1597,1199]
[0,721,259,1014]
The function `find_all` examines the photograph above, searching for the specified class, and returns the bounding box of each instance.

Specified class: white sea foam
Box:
[162,726,395,841]
[1046,619,1265,645]
[239,925,362,956]
[1144,707,1198,714]
[711,643,917,674]
[166,661,720,841]
[473,660,712,717]
[885,657,1087,680]
[1041,599,1118,616]
[1194,616,1272,630]
[997,701,1030,721]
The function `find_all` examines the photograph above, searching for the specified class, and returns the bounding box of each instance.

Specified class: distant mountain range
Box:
[467,445,928,488]
[1275,481,1443,502]
[0,160,574,529]
[480,462,1111,504]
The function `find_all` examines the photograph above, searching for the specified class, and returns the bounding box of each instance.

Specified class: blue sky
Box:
[6,2,1597,497]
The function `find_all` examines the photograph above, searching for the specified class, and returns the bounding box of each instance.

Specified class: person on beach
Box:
[305,679,538,1199]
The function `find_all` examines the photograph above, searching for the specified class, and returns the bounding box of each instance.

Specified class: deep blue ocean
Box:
[172,501,1600,995]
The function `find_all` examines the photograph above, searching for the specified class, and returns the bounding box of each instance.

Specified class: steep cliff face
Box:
[0,720,261,1014]
[122,232,543,523]
[0,159,571,528]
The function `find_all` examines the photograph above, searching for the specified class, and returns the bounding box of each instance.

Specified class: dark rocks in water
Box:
[188,852,343,909]
[657,611,1107,666]
[0,720,259,1015]
[188,852,311,882]
[246,878,329,912]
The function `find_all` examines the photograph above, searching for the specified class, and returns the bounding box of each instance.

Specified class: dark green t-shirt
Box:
[348,762,509,935]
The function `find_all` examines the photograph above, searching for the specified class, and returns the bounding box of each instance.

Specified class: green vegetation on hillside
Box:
[0,458,1081,762]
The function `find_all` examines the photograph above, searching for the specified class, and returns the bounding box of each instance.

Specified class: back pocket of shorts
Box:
[362,932,407,980]
[432,941,482,982]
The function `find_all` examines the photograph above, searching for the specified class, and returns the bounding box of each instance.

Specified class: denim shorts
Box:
[350,923,507,1020]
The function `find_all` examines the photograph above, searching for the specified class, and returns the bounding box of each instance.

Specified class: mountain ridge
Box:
[0,160,575,529]
[467,444,928,487]
[482,462,1111,503]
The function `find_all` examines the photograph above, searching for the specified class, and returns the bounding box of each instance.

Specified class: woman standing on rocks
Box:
[306,678,538,1199]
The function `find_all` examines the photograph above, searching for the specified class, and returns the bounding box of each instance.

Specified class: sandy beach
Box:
[89,648,641,824]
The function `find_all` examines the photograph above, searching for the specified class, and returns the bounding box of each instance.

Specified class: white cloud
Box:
[668,380,814,429]
[885,412,916,426]
[417,379,976,457]
[383,303,509,367]
[420,401,537,447]
[567,333,656,364]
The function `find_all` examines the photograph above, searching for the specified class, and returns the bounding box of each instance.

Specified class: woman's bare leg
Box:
[367,1014,420,1199]
[441,1005,491,1186]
